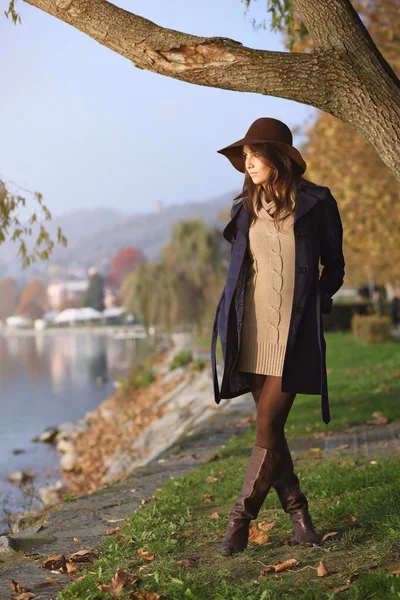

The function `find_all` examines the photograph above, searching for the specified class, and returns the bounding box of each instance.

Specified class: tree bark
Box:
[23,0,400,179]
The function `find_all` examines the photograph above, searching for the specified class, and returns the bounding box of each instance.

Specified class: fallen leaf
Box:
[311,447,321,452]
[336,444,350,450]
[248,525,270,545]
[10,581,32,594]
[343,514,357,522]
[210,512,220,519]
[61,562,86,574]
[98,569,140,597]
[41,555,67,570]
[138,548,155,561]
[73,537,80,542]
[204,453,223,464]
[33,579,61,589]
[348,572,359,583]
[134,591,160,600]
[317,560,329,577]
[258,520,275,532]
[264,558,299,573]
[203,494,213,503]
[69,549,95,563]
[12,594,36,600]
[331,583,351,593]
[106,527,121,535]
[205,476,218,483]
[175,558,197,568]
[390,568,400,575]
[321,531,338,542]
[322,581,334,589]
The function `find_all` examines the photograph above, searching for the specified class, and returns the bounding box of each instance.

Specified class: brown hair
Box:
[236,143,311,231]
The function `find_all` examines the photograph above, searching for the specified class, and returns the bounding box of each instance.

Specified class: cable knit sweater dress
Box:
[236,196,296,376]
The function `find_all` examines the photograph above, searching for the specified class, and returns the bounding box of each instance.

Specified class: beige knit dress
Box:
[236,196,296,376]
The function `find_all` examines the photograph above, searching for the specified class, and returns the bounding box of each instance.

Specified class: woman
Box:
[210,117,345,556]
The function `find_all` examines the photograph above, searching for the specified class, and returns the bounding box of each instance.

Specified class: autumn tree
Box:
[106,247,147,296]
[8,0,399,180]
[81,272,105,311]
[292,0,400,288]
[0,278,21,320]
[16,280,49,320]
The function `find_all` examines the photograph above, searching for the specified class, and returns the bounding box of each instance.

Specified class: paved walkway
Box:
[1,384,399,599]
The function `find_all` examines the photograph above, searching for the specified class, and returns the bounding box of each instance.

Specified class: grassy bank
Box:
[58,433,400,599]
[57,332,400,598]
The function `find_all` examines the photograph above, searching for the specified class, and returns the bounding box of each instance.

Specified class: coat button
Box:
[296,230,304,237]
[294,307,303,313]
[298,267,307,274]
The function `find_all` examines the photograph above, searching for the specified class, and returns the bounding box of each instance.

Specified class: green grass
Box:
[57,332,400,599]
[58,437,400,599]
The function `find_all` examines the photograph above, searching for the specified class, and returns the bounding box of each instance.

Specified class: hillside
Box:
[0,192,236,281]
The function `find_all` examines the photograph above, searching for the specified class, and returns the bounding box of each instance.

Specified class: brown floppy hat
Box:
[217,117,306,174]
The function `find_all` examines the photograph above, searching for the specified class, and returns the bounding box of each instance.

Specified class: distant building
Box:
[47,280,88,310]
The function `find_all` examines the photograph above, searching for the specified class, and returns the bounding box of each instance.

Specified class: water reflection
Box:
[0,331,149,521]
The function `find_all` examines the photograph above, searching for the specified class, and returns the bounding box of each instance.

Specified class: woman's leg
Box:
[248,374,320,546]
[249,374,296,451]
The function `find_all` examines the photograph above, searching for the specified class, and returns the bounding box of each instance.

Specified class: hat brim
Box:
[217,139,306,174]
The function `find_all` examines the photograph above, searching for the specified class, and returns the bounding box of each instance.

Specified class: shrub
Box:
[117,359,155,399]
[169,349,193,371]
[351,314,392,343]
[191,359,206,372]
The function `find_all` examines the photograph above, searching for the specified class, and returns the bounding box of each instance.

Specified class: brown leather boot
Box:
[219,444,285,556]
[273,438,320,546]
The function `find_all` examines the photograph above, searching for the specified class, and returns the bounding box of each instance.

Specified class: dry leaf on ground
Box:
[175,558,197,568]
[40,555,67,570]
[133,591,161,600]
[138,548,155,561]
[10,581,32,594]
[106,526,121,535]
[248,525,270,545]
[321,531,338,542]
[258,520,275,532]
[205,476,218,483]
[203,494,213,503]
[317,561,329,577]
[343,514,357,522]
[98,569,140,597]
[69,549,95,563]
[263,558,299,573]
[210,512,220,519]
[11,594,36,600]
[331,583,351,593]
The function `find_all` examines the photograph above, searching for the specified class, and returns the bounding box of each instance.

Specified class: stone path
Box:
[1,377,399,599]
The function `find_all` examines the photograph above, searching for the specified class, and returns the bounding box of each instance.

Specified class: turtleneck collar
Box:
[254,191,295,220]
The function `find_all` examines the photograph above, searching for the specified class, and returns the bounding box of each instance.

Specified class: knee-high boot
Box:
[219,444,285,556]
[273,438,320,545]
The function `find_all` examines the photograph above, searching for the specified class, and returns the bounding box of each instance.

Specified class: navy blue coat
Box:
[211,182,345,425]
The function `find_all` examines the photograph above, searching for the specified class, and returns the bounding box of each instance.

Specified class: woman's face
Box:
[243,144,271,186]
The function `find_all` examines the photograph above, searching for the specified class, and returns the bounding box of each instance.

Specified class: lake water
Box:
[0,331,150,527]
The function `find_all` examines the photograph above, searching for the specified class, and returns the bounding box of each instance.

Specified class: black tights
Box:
[248,373,296,452]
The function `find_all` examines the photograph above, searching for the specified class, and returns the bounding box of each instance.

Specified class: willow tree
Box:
[7,0,400,180]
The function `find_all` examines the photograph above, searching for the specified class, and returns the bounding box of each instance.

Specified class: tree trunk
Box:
[23,0,400,178]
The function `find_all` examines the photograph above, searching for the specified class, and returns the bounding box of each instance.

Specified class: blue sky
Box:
[0,0,317,216]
